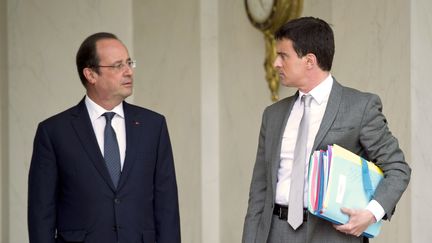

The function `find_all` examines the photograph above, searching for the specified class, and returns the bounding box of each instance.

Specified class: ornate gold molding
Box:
[245,0,304,101]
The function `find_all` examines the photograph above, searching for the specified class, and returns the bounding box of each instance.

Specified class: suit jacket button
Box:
[114,198,121,204]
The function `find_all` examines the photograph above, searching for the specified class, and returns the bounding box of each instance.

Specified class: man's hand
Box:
[333,207,376,237]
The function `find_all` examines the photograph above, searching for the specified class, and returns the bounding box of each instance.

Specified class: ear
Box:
[83,67,97,85]
[304,53,317,69]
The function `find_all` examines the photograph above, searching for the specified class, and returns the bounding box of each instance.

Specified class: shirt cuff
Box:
[366,200,385,222]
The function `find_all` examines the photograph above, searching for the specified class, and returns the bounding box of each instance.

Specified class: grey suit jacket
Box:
[242,79,411,243]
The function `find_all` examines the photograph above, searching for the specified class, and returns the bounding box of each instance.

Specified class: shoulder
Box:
[263,94,297,115]
[334,80,382,107]
[123,102,167,123]
[38,105,80,128]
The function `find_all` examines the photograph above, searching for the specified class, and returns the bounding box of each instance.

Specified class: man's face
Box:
[91,39,133,103]
[273,38,307,88]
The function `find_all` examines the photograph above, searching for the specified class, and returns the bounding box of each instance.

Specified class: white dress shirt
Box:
[85,95,126,170]
[275,75,385,222]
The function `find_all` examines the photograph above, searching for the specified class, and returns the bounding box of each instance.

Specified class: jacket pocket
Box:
[328,126,355,132]
[142,230,156,243]
[58,229,86,242]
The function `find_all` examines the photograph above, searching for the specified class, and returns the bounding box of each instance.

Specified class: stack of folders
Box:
[307,144,384,238]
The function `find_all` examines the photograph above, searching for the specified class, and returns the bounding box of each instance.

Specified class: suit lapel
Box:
[117,102,139,191]
[71,98,116,191]
[312,79,343,151]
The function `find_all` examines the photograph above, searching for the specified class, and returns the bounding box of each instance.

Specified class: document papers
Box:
[307,144,384,238]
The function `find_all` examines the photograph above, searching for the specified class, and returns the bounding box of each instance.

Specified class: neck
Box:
[298,71,329,93]
[86,93,123,111]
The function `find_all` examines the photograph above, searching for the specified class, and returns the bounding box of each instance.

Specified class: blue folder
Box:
[307,144,384,238]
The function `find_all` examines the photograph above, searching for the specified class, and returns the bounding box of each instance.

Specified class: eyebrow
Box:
[276,52,288,56]
[112,57,132,64]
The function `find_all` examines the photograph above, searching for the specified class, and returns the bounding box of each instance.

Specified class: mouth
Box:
[122,79,133,86]
[278,72,285,79]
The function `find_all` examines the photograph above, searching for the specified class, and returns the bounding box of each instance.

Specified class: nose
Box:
[273,56,282,68]
[123,65,133,76]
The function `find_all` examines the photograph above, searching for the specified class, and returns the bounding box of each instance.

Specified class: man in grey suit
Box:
[242,17,411,243]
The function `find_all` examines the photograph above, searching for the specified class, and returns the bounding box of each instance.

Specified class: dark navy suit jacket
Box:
[28,99,181,243]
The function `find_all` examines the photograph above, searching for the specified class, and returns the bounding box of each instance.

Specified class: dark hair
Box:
[274,17,335,71]
[76,32,118,86]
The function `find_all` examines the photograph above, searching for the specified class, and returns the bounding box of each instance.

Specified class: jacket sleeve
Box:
[359,94,411,220]
[242,109,269,243]
[28,123,58,243]
[154,117,181,243]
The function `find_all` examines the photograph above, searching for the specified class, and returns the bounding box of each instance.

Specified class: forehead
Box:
[96,38,129,62]
[276,38,295,52]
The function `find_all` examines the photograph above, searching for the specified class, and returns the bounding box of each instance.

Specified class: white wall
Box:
[132,1,202,242]
[1,0,8,241]
[411,0,432,242]
[218,0,284,241]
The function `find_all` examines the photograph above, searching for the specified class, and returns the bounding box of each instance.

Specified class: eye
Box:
[280,53,289,61]
[114,63,125,70]
[127,60,137,69]
[277,54,284,61]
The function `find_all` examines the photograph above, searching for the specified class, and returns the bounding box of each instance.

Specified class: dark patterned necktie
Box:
[102,112,121,188]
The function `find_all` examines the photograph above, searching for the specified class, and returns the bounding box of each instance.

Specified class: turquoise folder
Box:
[307,144,384,238]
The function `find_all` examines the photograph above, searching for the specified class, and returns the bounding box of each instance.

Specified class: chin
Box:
[280,80,293,87]
[121,89,133,98]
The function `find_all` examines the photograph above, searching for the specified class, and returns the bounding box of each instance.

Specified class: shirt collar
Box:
[85,95,125,122]
[298,74,333,105]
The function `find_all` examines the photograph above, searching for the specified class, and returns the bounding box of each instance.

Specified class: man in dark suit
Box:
[28,32,181,243]
[242,17,411,243]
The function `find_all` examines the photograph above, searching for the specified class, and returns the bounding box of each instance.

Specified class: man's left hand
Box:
[333,207,376,237]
